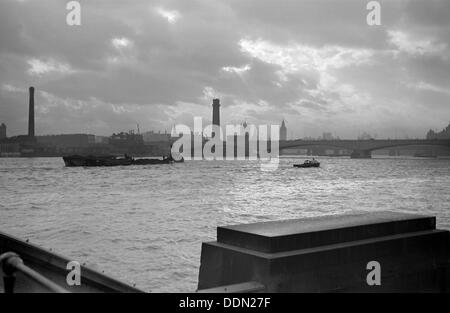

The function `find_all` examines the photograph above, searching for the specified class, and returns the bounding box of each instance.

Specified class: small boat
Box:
[293,159,320,168]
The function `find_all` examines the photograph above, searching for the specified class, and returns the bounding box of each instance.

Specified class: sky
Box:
[0,0,449,139]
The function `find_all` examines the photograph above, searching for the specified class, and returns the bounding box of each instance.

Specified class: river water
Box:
[1,157,449,292]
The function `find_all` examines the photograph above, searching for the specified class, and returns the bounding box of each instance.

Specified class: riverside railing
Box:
[0,252,69,293]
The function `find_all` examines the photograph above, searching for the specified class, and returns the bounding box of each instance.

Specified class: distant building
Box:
[36,134,95,149]
[319,132,340,140]
[427,122,450,139]
[94,135,110,144]
[109,131,145,155]
[142,130,170,143]
[322,132,333,140]
[280,120,287,141]
[357,132,374,140]
[1,135,36,157]
[0,142,20,157]
[110,131,143,143]
[0,123,6,139]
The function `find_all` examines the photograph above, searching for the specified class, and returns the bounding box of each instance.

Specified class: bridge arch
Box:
[279,142,352,151]
[279,139,450,158]
[365,142,450,152]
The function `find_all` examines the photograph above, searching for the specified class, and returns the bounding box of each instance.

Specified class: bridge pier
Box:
[350,150,372,159]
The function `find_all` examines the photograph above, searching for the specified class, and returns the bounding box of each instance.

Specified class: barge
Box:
[63,153,184,167]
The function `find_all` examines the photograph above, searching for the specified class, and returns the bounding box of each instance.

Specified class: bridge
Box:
[279,139,450,158]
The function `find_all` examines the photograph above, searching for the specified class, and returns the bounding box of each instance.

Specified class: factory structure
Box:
[0,87,172,157]
[0,87,290,158]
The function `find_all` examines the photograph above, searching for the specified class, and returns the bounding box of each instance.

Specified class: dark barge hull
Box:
[63,155,133,167]
[132,158,171,165]
[293,163,320,168]
[62,155,180,167]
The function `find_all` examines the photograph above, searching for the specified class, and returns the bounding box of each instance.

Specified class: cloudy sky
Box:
[0,0,449,139]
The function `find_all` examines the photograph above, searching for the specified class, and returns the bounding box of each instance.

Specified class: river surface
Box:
[1,157,450,292]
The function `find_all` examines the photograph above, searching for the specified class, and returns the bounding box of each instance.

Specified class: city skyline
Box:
[1,0,449,139]
[1,87,449,141]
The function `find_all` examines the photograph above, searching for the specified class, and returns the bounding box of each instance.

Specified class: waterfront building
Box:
[36,134,95,149]
[0,123,6,139]
[280,120,287,141]
[94,135,110,144]
[0,142,20,157]
[427,122,450,139]
[110,131,143,146]
[321,132,333,140]
[142,130,170,143]
[357,132,374,140]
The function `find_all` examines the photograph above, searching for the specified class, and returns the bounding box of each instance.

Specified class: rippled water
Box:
[1,157,450,292]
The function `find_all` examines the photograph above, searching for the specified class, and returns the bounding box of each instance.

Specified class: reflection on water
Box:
[1,157,450,292]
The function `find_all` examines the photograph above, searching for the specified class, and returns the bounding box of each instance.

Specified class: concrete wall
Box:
[198,211,450,292]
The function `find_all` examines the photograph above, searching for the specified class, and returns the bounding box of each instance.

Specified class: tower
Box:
[280,120,287,141]
[0,123,6,139]
[28,86,35,137]
[212,98,220,127]
[212,98,220,138]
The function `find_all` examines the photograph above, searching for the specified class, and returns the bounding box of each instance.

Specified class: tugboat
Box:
[293,158,320,168]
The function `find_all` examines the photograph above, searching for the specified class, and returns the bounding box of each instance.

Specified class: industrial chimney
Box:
[211,98,221,139]
[28,86,35,137]
[212,98,220,127]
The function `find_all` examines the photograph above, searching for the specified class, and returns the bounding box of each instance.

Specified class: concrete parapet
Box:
[197,211,450,292]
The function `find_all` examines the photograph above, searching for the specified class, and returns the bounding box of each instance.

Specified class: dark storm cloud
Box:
[0,0,449,138]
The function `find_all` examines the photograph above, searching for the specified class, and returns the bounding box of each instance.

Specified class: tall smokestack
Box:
[212,98,220,127]
[28,86,35,137]
[211,98,220,138]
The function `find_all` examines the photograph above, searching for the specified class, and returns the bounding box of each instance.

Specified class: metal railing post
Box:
[1,252,22,293]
